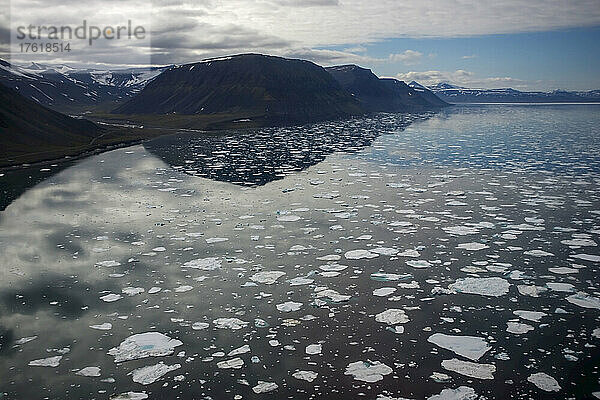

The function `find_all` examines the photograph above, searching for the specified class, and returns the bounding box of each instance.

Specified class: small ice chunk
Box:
[228,345,251,356]
[513,310,547,322]
[192,322,210,330]
[566,292,600,309]
[315,289,351,303]
[217,358,244,369]
[122,287,145,296]
[344,360,393,382]
[449,277,510,297]
[90,323,112,331]
[252,381,278,393]
[548,267,578,274]
[182,257,221,270]
[427,333,491,361]
[76,366,101,377]
[292,370,318,382]
[130,362,180,385]
[506,322,534,334]
[28,355,62,367]
[108,332,183,362]
[100,293,122,302]
[406,260,432,269]
[344,249,379,259]
[205,237,229,244]
[251,271,286,285]
[174,285,193,293]
[373,287,397,297]
[427,386,478,400]
[441,358,495,379]
[276,301,303,312]
[305,344,322,355]
[527,372,561,392]
[457,243,489,251]
[517,285,547,297]
[15,336,37,345]
[213,318,248,330]
[546,282,575,292]
[97,260,121,267]
[375,309,409,325]
[110,392,148,400]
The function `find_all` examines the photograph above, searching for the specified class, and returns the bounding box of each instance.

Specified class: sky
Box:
[1,0,599,90]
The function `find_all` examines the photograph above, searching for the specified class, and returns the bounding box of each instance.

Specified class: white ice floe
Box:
[97,260,121,267]
[122,287,145,296]
[449,277,510,297]
[373,287,397,297]
[546,282,575,292]
[148,287,162,294]
[182,257,221,270]
[252,381,278,393]
[371,247,399,256]
[441,358,495,379]
[110,392,148,400]
[561,239,596,247]
[344,360,393,382]
[457,243,489,251]
[292,370,318,382]
[76,366,101,377]
[276,301,303,312]
[217,358,244,369]
[426,386,478,400]
[213,318,249,330]
[506,322,534,334]
[571,254,600,262]
[517,285,547,297]
[371,272,412,282]
[108,332,183,362]
[375,309,409,325]
[315,289,351,303]
[288,277,314,286]
[100,293,123,302]
[443,226,479,236]
[427,333,490,361]
[251,271,286,284]
[228,345,251,356]
[406,260,432,269]
[513,310,547,322]
[528,372,561,392]
[524,250,554,257]
[130,362,181,385]
[192,322,210,330]
[566,292,600,309]
[205,237,229,244]
[548,267,578,274]
[15,336,37,345]
[174,285,193,293]
[344,249,379,259]
[305,344,322,355]
[28,355,62,367]
[89,323,112,330]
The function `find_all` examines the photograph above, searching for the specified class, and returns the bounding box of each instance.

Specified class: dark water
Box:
[0,104,599,400]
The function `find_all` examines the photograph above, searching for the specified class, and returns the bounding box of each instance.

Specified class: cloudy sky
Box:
[2,0,600,90]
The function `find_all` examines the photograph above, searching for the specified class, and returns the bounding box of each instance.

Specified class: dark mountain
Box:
[325,65,447,111]
[0,83,160,167]
[0,59,166,113]
[416,81,600,103]
[114,54,364,125]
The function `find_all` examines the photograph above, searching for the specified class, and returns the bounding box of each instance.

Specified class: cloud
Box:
[389,50,423,65]
[395,69,527,89]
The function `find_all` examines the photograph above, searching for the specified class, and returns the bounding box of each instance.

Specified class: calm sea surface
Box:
[1,104,599,399]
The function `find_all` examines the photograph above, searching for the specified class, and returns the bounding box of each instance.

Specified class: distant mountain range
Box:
[410,81,600,103]
[0,59,166,112]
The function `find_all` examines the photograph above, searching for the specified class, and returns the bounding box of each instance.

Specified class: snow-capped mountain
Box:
[409,81,600,103]
[0,60,168,112]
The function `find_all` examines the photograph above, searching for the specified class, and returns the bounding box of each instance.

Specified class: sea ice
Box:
[513,310,547,322]
[182,257,221,270]
[441,358,495,379]
[305,344,322,355]
[217,358,244,369]
[90,323,112,330]
[108,332,183,362]
[28,355,62,367]
[426,386,478,400]
[449,277,510,297]
[251,271,286,284]
[76,366,101,377]
[375,309,409,325]
[252,381,278,393]
[344,249,379,259]
[457,243,489,251]
[110,392,148,400]
[506,322,534,334]
[373,287,397,297]
[566,292,600,309]
[344,360,393,382]
[427,333,491,361]
[527,372,561,392]
[130,362,181,385]
[276,301,303,312]
[100,293,122,302]
[213,318,249,330]
[406,260,432,269]
[292,370,318,382]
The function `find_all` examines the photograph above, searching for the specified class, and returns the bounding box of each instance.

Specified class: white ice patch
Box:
[548,267,578,274]
[566,292,600,309]
[100,293,122,302]
[305,344,322,355]
[426,386,478,400]
[252,381,279,393]
[251,271,286,284]
[174,285,193,293]
[217,358,244,369]
[130,362,181,385]
[110,392,148,400]
[457,243,489,251]
[228,345,251,356]
[97,260,121,267]
[513,310,547,322]
[427,333,491,361]
[344,249,379,259]
[406,260,432,269]
[441,358,495,379]
[90,323,112,330]
[546,282,575,292]
[76,366,101,377]
[28,355,62,367]
[108,332,183,362]
[192,322,210,330]
[315,289,351,303]
[375,309,409,325]
[205,237,229,244]
[292,370,318,382]
[528,372,561,392]
[449,277,510,297]
[506,322,534,334]
[373,287,397,297]
[182,257,221,270]
[276,301,303,312]
[213,318,248,330]
[571,254,600,263]
[344,360,393,382]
